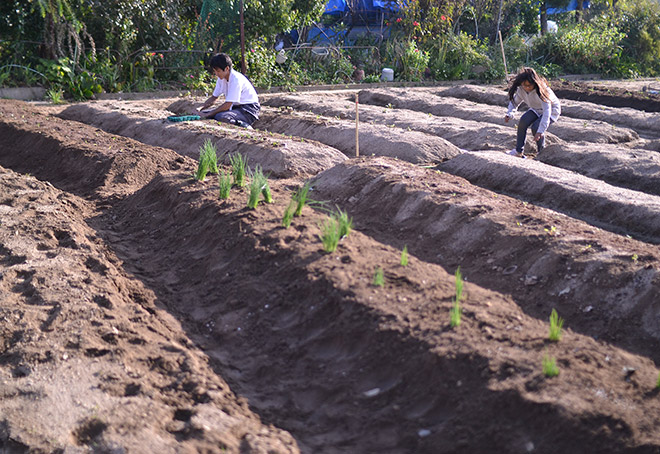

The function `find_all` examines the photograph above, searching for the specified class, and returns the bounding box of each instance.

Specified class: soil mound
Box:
[552,79,660,112]
[257,107,461,164]
[438,84,660,138]
[59,101,347,178]
[263,93,554,153]
[539,143,660,197]
[3,83,660,454]
[311,157,660,357]
[439,150,660,243]
[0,162,298,453]
[357,88,639,144]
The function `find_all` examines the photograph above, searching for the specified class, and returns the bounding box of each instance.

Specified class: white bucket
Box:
[381,67,394,82]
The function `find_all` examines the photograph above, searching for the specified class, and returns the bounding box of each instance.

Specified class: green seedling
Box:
[632,253,639,264]
[656,371,660,389]
[450,267,463,328]
[282,200,295,228]
[195,139,219,181]
[548,308,564,342]
[201,139,219,173]
[261,174,273,203]
[230,152,248,187]
[45,87,64,104]
[293,182,312,216]
[247,165,268,209]
[542,353,560,377]
[455,266,464,304]
[336,208,353,238]
[218,170,232,199]
[318,208,352,252]
[400,245,409,266]
[319,215,341,253]
[373,267,384,287]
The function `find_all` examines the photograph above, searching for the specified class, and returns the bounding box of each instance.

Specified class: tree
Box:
[196,0,326,56]
[575,0,584,22]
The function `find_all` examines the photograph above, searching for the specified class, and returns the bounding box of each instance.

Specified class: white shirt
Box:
[506,85,561,135]
[212,69,259,106]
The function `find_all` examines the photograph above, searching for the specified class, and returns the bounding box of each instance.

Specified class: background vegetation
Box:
[1,0,659,98]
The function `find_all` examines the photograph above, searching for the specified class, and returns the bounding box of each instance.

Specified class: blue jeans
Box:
[516,109,552,154]
[213,102,260,127]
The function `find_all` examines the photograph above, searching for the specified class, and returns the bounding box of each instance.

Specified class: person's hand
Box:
[534,132,543,141]
[504,115,511,123]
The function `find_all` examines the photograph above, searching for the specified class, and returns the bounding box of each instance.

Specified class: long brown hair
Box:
[508,67,551,102]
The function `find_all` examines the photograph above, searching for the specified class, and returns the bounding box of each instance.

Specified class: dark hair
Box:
[209,53,232,71]
[508,67,551,102]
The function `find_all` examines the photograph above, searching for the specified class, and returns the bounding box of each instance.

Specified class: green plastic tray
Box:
[167,115,201,122]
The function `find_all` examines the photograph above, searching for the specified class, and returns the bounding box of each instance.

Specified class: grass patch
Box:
[230,152,248,187]
[45,87,65,104]
[450,267,463,328]
[218,170,232,199]
[548,308,564,342]
[373,267,384,287]
[400,245,408,266]
[542,353,560,377]
[195,139,219,181]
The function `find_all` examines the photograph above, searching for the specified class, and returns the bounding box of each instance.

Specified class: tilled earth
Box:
[1,78,660,453]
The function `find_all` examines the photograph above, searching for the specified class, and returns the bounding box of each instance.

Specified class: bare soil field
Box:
[1,78,660,453]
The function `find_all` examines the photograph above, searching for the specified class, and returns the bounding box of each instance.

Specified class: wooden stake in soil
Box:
[498,30,508,78]
[355,93,360,157]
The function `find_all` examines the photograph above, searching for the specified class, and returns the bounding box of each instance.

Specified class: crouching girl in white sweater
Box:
[504,67,561,158]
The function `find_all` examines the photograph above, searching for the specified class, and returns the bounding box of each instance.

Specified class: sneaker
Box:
[507,149,526,159]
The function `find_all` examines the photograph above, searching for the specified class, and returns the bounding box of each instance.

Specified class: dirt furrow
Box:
[537,143,660,197]
[58,101,347,178]
[438,150,660,244]
[261,93,550,153]
[357,88,639,144]
[310,157,660,360]
[0,165,298,453]
[437,84,660,139]
[102,166,660,454]
[2,88,660,454]
[256,107,460,163]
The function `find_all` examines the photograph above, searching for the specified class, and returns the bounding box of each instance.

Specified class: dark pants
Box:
[213,102,260,127]
[516,109,551,154]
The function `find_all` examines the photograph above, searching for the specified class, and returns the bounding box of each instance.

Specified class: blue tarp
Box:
[324,0,399,15]
[324,0,347,14]
[547,0,590,15]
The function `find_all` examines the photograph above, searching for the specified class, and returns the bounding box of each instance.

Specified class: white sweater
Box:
[506,85,561,135]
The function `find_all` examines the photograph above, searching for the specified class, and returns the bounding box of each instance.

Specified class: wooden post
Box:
[498,30,508,78]
[355,93,359,157]
[239,0,246,74]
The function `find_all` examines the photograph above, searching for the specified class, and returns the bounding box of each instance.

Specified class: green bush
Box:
[429,32,491,80]
[399,40,430,81]
[532,20,625,75]
[615,0,660,75]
